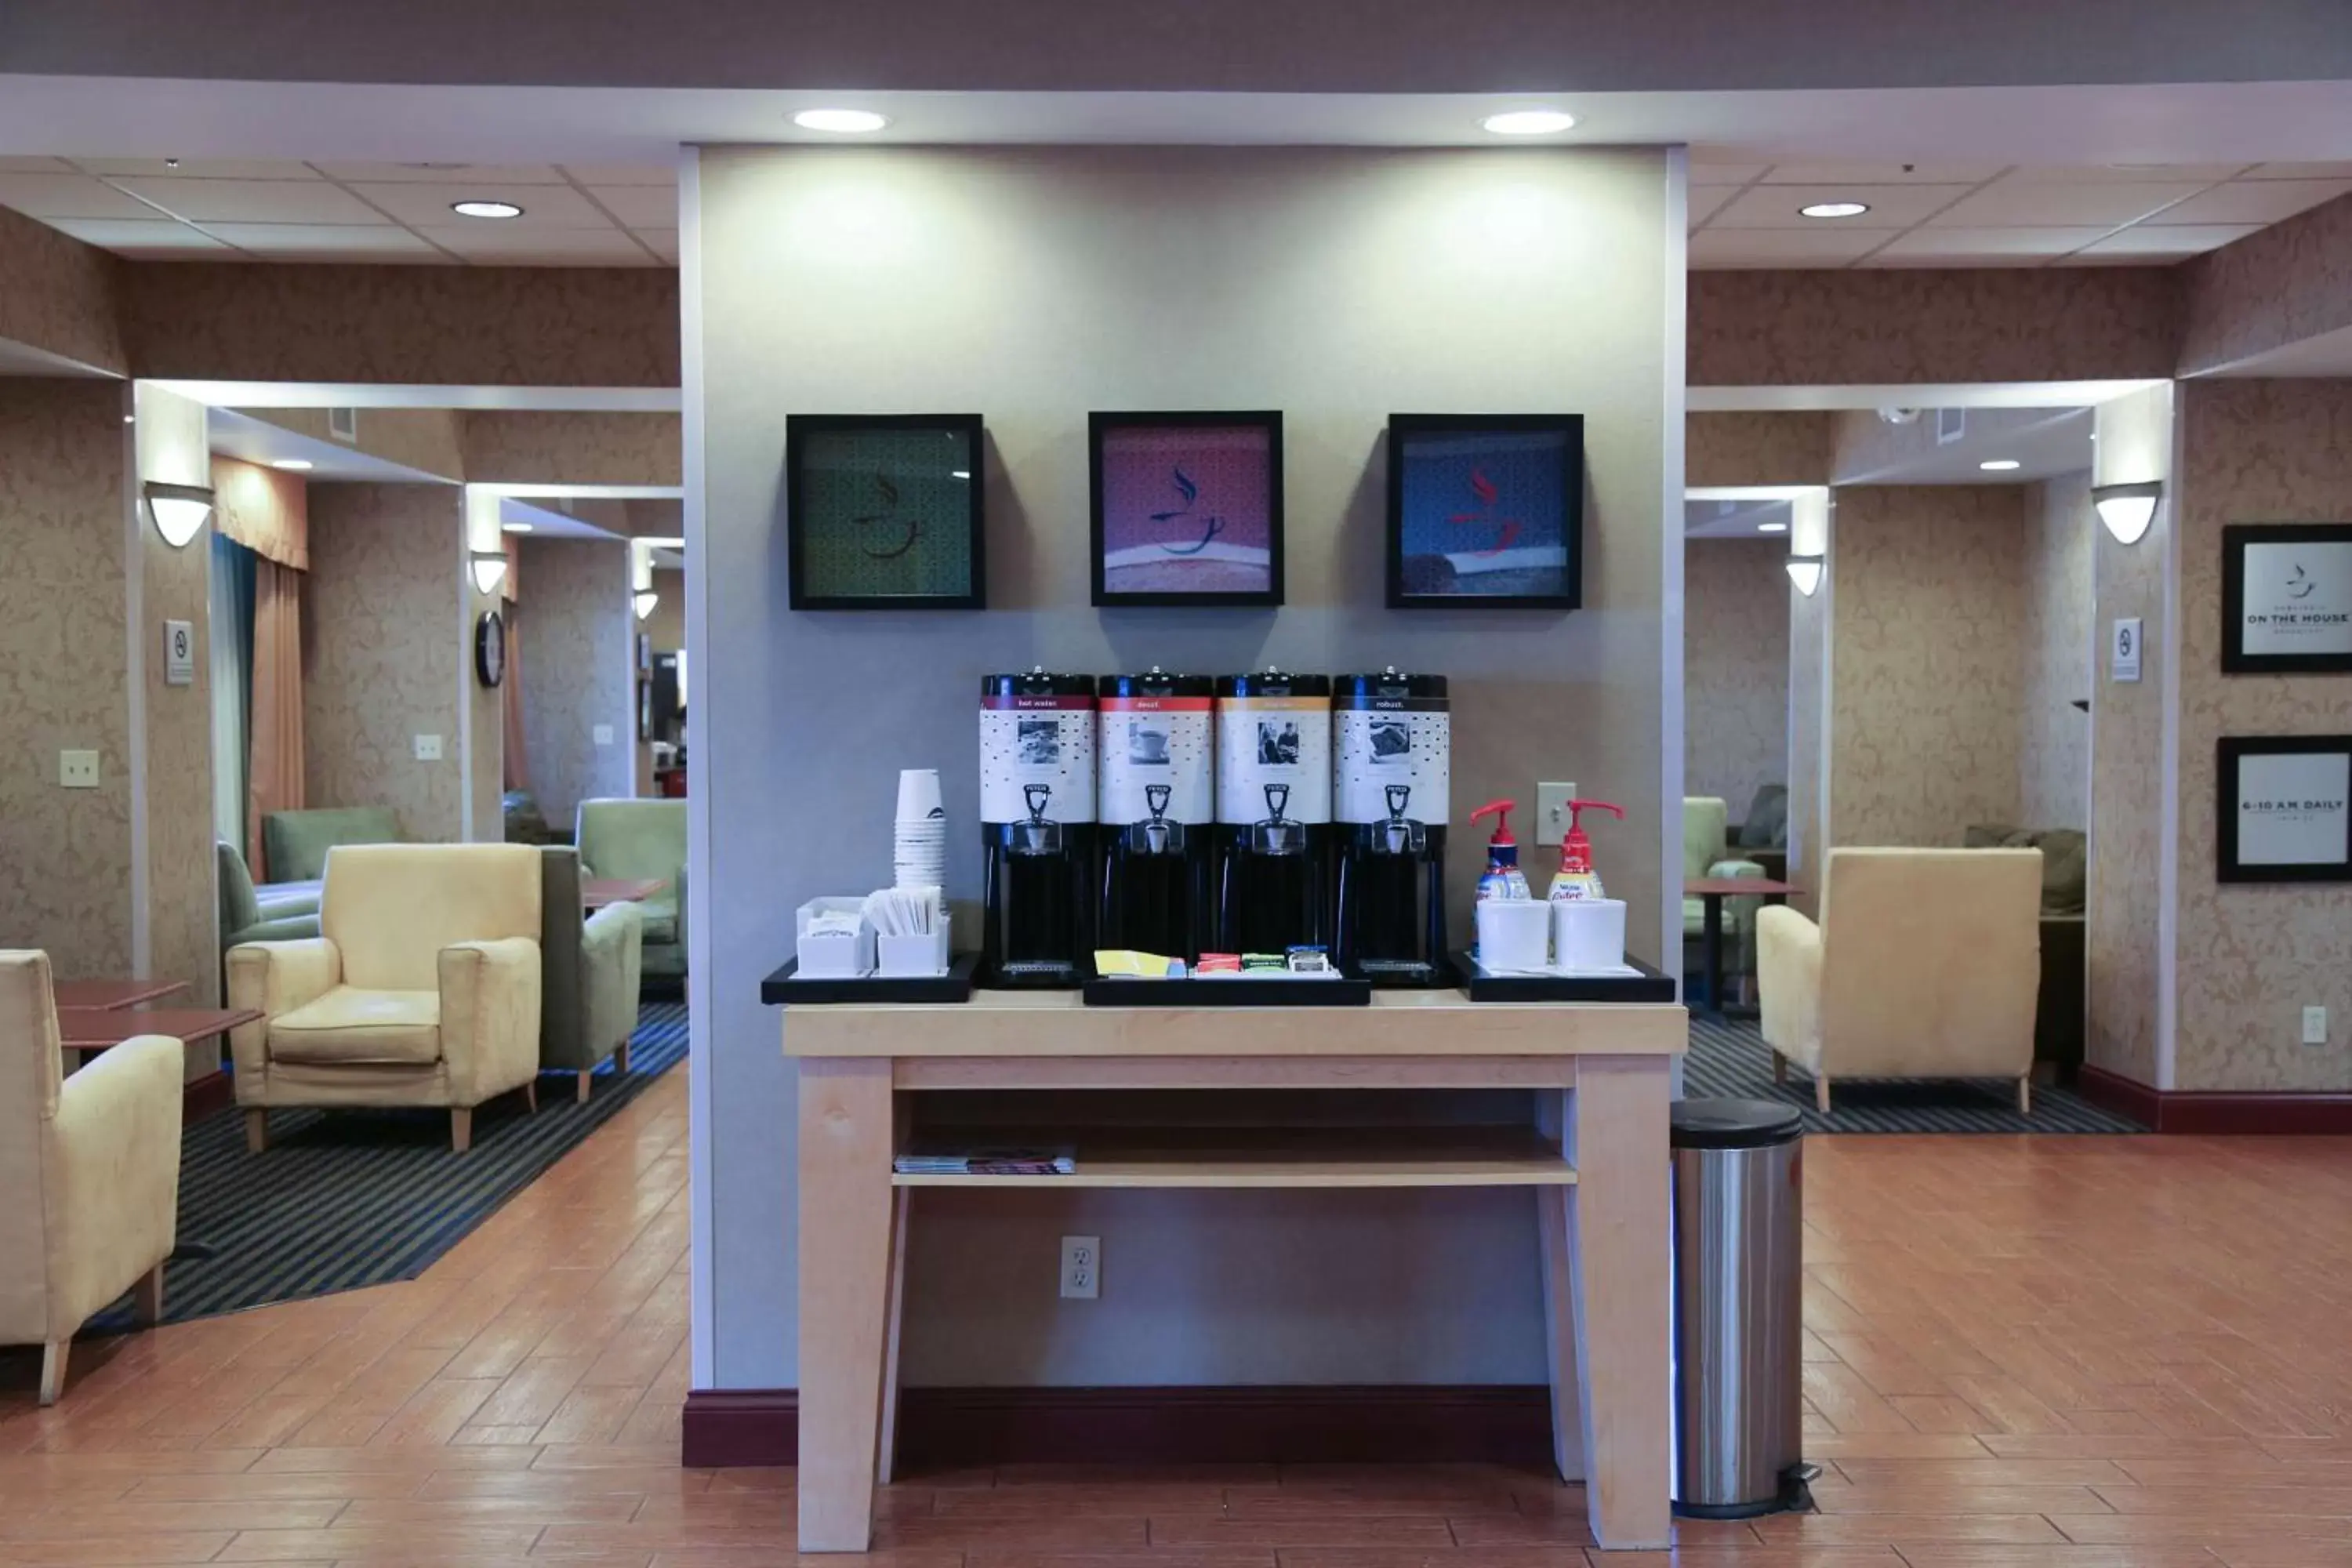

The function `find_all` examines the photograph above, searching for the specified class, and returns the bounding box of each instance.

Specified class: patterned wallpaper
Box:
[2172,379,2352,1093]
[1686,412,1830,487]
[2021,473,2094,830]
[516,538,634,826]
[0,380,132,979]
[242,408,464,483]
[303,484,467,842]
[1685,538,1789,819]
[461,412,683,486]
[0,205,123,375]
[1690,268,2180,388]
[1829,485,2028,849]
[2180,191,2352,376]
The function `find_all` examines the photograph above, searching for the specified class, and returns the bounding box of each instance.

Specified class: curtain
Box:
[247,558,307,880]
[209,533,257,855]
[502,604,531,792]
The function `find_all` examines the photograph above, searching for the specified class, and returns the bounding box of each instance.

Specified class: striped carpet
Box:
[1686,1012,2143,1134]
[90,1000,688,1332]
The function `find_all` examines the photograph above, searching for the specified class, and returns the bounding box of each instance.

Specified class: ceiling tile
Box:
[1688,162,1765,186]
[2003,164,2249,183]
[0,172,163,220]
[559,163,678,187]
[111,176,387,223]
[74,157,322,179]
[414,224,657,263]
[1708,183,1968,229]
[1686,186,1737,226]
[1759,162,2004,185]
[2247,162,2352,180]
[2151,179,2352,226]
[0,156,75,172]
[2072,223,2264,257]
[636,229,680,263]
[1926,179,2210,227]
[201,223,448,258]
[311,161,571,183]
[585,185,677,228]
[1688,227,1880,267]
[350,180,614,228]
[1872,227,2113,260]
[45,217,228,254]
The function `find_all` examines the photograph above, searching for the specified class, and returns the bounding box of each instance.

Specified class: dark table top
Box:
[52,978,191,1011]
[1684,878,1804,898]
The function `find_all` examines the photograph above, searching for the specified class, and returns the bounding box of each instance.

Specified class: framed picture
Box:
[2222,522,2352,673]
[1387,414,1584,609]
[1091,412,1283,607]
[2217,735,2352,883]
[786,414,985,610]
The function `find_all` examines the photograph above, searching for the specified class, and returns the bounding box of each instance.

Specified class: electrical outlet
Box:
[59,750,100,789]
[593,724,615,746]
[1535,782,1577,847]
[1059,1235,1100,1300]
[2303,1006,2328,1047]
[413,734,443,761]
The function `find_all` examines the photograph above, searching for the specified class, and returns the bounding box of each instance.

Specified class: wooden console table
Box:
[783,988,1685,1553]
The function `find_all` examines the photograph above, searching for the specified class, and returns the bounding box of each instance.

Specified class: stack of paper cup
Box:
[893,768,947,890]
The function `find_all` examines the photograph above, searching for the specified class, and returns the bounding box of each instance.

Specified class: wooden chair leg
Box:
[1773,1054,1788,1084]
[134,1262,166,1326]
[1814,1076,1831,1114]
[524,1080,539,1114]
[38,1341,69,1406]
[244,1109,268,1154]
[2016,1076,2032,1116]
[615,1040,632,1074]
[577,1069,593,1105]
[451,1107,473,1153]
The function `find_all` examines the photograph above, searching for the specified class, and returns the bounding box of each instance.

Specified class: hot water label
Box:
[1099,695,1214,826]
[1216,694,1331,825]
[981,692,1097,824]
[1335,692,1450,826]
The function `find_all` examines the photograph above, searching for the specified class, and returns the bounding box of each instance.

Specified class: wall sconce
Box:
[470,550,509,595]
[144,481,216,548]
[1785,556,1824,597]
[2093,480,2162,545]
[633,588,659,621]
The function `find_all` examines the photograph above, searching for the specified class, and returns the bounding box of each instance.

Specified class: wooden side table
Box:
[53,1006,263,1073]
[1684,877,1803,1018]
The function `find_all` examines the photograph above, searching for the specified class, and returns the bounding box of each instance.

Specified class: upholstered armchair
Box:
[260,805,401,884]
[1682,796,1767,998]
[1758,848,2043,1113]
[227,843,544,1153]
[575,798,686,982]
[537,847,644,1102]
[218,840,321,957]
[1,951,181,1404]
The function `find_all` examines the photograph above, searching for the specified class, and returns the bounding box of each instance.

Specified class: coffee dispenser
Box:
[1332,669,1451,985]
[1213,668,1333,955]
[979,670,1098,986]
[1098,669,1214,962]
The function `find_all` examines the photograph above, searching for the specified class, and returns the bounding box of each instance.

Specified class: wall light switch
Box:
[59,750,100,789]
[2303,1006,2328,1047]
[1535,782,1577,847]
[414,734,444,761]
[593,724,615,747]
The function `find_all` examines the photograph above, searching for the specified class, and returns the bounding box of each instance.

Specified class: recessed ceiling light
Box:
[1482,109,1578,136]
[451,199,523,220]
[1980,459,2021,472]
[1759,521,1789,533]
[501,521,534,533]
[270,458,314,472]
[1799,201,1871,219]
[793,108,890,134]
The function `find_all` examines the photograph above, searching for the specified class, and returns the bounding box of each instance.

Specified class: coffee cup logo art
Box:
[2248,556,2352,637]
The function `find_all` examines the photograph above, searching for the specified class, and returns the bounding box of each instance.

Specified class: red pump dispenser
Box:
[1548,799,1624,902]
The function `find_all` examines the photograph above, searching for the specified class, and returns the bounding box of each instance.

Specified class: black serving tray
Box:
[761,951,979,1005]
[1451,951,1678,1004]
[1082,971,1372,1007]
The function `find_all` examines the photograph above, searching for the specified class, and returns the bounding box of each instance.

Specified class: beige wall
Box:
[2181,192,2352,376]
[2021,473,2094,830]
[303,484,467,841]
[1685,538,1789,817]
[1829,485,2027,848]
[0,380,133,978]
[516,538,635,826]
[461,412,683,486]
[691,143,1681,1390]
[1686,412,1830,487]
[242,407,464,482]
[0,205,122,375]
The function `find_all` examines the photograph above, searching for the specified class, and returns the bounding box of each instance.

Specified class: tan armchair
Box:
[1757,848,2043,1113]
[227,844,544,1153]
[1,952,182,1404]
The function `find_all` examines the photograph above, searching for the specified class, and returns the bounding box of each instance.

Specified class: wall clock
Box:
[475,608,506,688]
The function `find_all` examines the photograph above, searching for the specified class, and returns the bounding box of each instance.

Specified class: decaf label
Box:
[1099,695,1214,826]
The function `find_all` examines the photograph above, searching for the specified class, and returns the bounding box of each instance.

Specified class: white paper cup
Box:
[1475,900,1552,972]
[1552,898,1627,972]
[896,768,944,823]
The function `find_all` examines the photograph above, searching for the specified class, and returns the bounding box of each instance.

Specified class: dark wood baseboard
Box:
[183,1070,234,1123]
[2078,1065,2352,1134]
[682,1385,1555,1471]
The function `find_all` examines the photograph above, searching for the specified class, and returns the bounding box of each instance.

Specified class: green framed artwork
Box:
[786,414,985,609]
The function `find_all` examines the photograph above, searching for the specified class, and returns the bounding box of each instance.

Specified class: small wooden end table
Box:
[1684,877,1803,1018]
[54,1006,263,1073]
[53,978,191,1011]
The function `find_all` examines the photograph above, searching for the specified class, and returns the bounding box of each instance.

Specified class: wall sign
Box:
[786,413,985,611]
[2223,523,2352,673]
[162,619,194,686]
[2217,735,2352,883]
[2111,617,2143,683]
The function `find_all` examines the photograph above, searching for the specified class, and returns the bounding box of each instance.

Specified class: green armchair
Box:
[262,806,401,884]
[575,799,685,983]
[1682,796,1767,998]
[218,841,321,956]
[537,847,644,1102]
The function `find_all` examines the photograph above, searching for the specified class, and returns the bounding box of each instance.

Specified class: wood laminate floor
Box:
[5,1073,2352,1566]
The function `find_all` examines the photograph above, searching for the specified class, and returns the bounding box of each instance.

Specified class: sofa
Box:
[262,805,401,884]
[1757,847,2043,1112]
[538,846,644,1102]
[1,950,182,1403]
[575,798,686,982]
[1682,796,1768,999]
[227,843,544,1153]
[218,841,321,958]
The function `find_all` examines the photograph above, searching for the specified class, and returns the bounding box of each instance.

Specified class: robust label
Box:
[980,693,1096,824]
[1334,694,1450,826]
[1216,695,1330,825]
[1099,695,1214,826]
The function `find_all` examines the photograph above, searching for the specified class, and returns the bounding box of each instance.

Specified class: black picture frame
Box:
[1090,411,1284,608]
[2216,735,2352,884]
[1386,413,1584,610]
[2221,522,2352,673]
[786,413,985,611]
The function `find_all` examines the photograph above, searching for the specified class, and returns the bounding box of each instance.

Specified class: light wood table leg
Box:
[797,1058,896,1552]
[877,1187,911,1485]
[1569,1054,1673,1551]
[1534,1088,1584,1483]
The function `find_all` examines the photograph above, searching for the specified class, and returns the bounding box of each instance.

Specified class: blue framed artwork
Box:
[1386,414,1584,609]
[786,414,985,610]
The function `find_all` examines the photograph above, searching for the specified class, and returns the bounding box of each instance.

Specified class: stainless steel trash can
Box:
[1670,1098,1811,1518]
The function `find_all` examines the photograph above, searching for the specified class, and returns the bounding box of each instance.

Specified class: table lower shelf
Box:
[891,1124,1575,1189]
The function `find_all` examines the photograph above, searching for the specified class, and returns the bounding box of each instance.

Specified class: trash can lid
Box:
[1671,1098,1806,1150]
